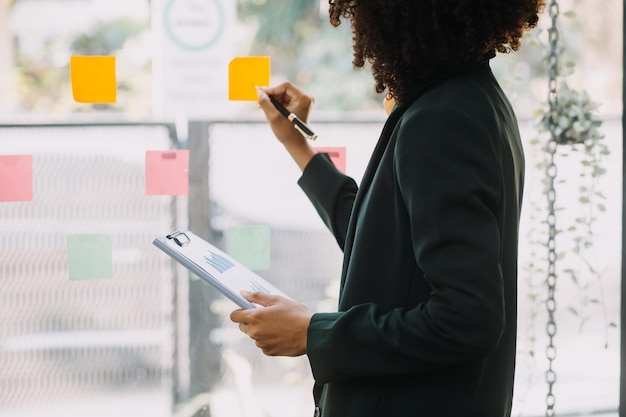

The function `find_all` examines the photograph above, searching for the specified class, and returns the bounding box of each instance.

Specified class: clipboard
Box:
[153,230,289,309]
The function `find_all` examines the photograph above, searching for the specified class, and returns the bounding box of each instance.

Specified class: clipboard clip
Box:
[166,231,190,247]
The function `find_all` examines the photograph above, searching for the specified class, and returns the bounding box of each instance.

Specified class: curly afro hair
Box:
[329,0,545,105]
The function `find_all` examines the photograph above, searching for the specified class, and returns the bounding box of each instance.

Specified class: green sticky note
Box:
[67,234,113,280]
[226,226,271,271]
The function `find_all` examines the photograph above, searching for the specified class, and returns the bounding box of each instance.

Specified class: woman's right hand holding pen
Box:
[256,82,316,172]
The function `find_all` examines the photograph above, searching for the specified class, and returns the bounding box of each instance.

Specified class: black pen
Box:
[267,95,318,141]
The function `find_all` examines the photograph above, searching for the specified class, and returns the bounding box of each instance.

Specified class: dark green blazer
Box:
[299,58,524,417]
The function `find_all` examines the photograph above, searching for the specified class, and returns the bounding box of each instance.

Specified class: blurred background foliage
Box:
[0,0,620,116]
[18,18,148,113]
[236,0,379,110]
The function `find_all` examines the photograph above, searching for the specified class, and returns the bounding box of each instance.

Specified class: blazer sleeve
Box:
[306,104,506,384]
[298,152,358,251]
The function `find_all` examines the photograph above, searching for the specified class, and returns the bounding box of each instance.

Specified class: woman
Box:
[230,1,544,416]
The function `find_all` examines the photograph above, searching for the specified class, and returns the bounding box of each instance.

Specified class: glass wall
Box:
[0,1,622,417]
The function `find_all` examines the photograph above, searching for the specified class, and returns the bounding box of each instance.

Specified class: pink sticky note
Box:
[145,150,189,196]
[0,155,33,202]
[314,147,346,173]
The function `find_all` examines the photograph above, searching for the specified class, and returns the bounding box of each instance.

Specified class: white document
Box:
[153,230,289,309]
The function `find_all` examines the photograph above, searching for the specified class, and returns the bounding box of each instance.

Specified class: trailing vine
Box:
[532,67,613,339]
[516,4,615,416]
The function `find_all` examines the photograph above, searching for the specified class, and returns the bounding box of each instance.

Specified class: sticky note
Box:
[226,226,271,271]
[67,234,113,280]
[145,150,189,196]
[228,56,270,101]
[70,56,117,103]
[314,147,347,173]
[0,155,33,202]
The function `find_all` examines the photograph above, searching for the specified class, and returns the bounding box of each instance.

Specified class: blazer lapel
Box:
[351,105,408,222]
[338,105,409,294]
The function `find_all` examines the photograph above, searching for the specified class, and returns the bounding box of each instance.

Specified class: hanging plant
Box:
[532,79,614,337]
[515,3,618,416]
[539,81,604,146]
[517,53,613,417]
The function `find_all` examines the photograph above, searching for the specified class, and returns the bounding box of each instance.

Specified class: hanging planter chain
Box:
[545,0,560,416]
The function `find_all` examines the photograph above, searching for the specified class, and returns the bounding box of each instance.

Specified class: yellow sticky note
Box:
[70,56,117,103]
[228,56,270,101]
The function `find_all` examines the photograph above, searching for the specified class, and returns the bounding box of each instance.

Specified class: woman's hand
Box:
[230,291,313,357]
[257,82,316,171]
